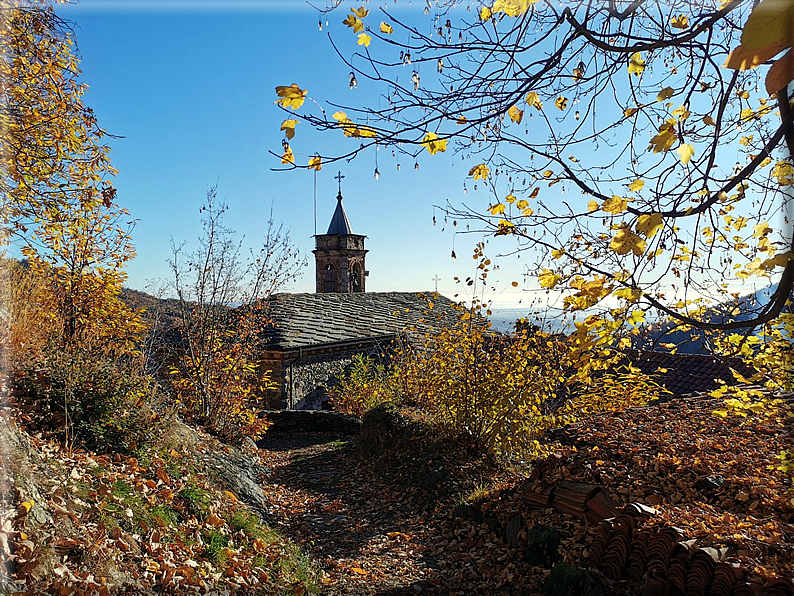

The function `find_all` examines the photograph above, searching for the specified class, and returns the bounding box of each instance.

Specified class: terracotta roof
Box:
[626,350,758,397]
[258,292,462,350]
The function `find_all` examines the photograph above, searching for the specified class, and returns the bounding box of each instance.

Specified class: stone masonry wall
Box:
[282,345,382,410]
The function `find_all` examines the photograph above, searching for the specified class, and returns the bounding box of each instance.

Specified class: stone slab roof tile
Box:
[627,350,758,397]
[258,292,461,350]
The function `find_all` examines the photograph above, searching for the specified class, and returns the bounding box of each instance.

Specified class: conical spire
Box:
[327,173,354,235]
[326,191,354,235]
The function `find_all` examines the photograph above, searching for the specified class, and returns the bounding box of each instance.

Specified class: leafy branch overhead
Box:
[273,0,794,338]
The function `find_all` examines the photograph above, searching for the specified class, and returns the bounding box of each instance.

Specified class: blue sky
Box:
[55,0,543,312]
[52,0,781,323]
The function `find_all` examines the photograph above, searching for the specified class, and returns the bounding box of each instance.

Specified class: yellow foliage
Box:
[280,119,298,140]
[274,84,307,110]
[469,163,490,180]
[525,91,543,110]
[610,225,647,256]
[492,0,537,17]
[508,104,524,123]
[421,132,447,155]
[601,195,629,214]
[628,52,646,75]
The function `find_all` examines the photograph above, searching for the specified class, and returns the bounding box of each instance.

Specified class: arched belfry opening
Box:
[313,171,368,293]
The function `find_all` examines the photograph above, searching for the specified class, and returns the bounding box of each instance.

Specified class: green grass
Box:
[150,504,181,527]
[203,529,230,567]
[178,485,211,519]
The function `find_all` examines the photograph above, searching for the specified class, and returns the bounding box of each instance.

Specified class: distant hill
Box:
[636,282,792,354]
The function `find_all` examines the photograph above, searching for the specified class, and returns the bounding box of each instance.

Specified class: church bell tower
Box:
[313,172,368,293]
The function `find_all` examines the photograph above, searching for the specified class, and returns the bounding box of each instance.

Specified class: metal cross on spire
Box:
[432,275,441,292]
[334,170,345,195]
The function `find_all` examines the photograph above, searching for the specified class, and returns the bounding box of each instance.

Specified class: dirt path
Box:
[256,433,440,595]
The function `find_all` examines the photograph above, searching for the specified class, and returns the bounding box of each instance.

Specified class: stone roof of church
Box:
[325,192,355,235]
[258,292,462,350]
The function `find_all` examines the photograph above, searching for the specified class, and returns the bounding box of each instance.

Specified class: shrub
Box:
[12,347,169,453]
[393,308,662,458]
[327,353,396,417]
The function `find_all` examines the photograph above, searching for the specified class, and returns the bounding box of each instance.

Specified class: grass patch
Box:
[229,510,272,541]
[178,485,211,519]
[150,504,181,527]
[203,529,229,567]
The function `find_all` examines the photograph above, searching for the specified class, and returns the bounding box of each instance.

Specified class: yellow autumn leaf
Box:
[308,156,322,171]
[648,120,678,153]
[587,200,599,212]
[343,13,365,33]
[504,194,517,204]
[352,5,369,18]
[480,6,492,20]
[601,195,629,214]
[280,119,298,140]
[551,247,565,259]
[489,203,506,215]
[738,0,794,55]
[677,143,695,164]
[493,0,538,17]
[380,21,393,34]
[752,221,772,237]
[671,105,690,120]
[516,199,529,210]
[508,104,524,124]
[627,179,645,192]
[635,213,663,238]
[469,163,490,181]
[671,14,689,29]
[657,86,675,101]
[703,115,716,126]
[274,84,307,110]
[538,269,561,289]
[628,310,646,325]
[542,170,553,178]
[357,33,372,47]
[421,132,447,155]
[20,499,34,513]
[332,111,351,123]
[772,160,794,185]
[281,145,294,164]
[525,91,543,110]
[610,226,647,256]
[555,96,568,110]
[456,115,468,125]
[614,287,642,302]
[624,106,639,117]
[628,52,646,76]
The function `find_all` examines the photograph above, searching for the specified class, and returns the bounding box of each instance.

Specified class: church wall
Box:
[258,342,385,410]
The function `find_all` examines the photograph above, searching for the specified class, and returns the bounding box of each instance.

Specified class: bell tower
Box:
[313,172,368,293]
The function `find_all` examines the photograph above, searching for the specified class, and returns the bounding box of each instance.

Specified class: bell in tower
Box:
[313,172,368,293]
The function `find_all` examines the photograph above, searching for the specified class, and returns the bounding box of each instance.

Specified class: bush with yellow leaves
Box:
[393,306,663,458]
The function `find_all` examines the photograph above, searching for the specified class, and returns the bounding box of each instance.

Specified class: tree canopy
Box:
[276,0,794,340]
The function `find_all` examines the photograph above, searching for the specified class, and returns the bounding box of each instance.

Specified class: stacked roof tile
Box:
[626,350,758,397]
[257,292,463,350]
[521,453,793,596]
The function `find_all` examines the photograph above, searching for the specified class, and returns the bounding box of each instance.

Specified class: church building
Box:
[256,173,460,410]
